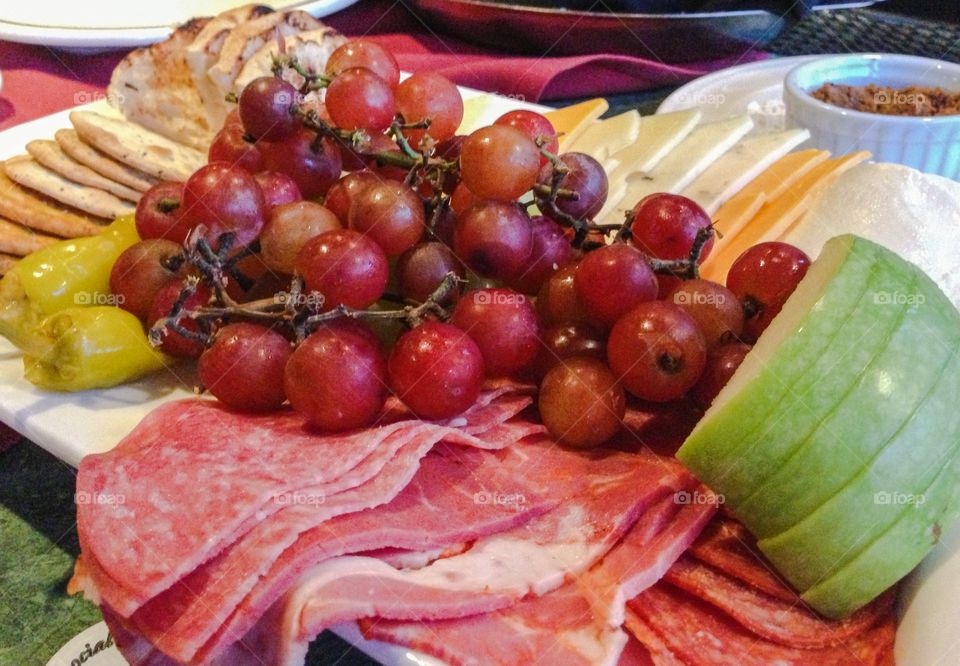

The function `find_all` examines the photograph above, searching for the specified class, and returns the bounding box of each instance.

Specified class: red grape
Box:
[326,39,401,88]
[388,321,485,420]
[147,281,210,359]
[295,229,389,310]
[531,323,606,380]
[667,279,744,350]
[574,243,658,327]
[135,181,193,243]
[453,201,532,280]
[285,323,388,431]
[726,242,811,342]
[254,171,301,212]
[348,182,425,256]
[199,323,291,412]
[110,239,183,321]
[460,125,540,201]
[691,341,751,409]
[629,194,714,262]
[433,135,466,193]
[396,242,464,304]
[181,162,266,248]
[238,76,298,141]
[538,152,608,220]
[261,201,342,274]
[449,182,478,218]
[536,263,589,326]
[538,357,625,449]
[326,68,396,133]
[324,171,380,223]
[508,215,576,294]
[208,124,264,173]
[607,301,707,402]
[451,288,540,377]
[260,130,342,198]
[395,72,464,144]
[495,110,558,164]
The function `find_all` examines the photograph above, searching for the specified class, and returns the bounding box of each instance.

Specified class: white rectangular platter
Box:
[2,89,958,666]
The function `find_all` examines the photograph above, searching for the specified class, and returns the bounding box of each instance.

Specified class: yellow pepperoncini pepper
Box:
[22,306,169,392]
[0,215,139,349]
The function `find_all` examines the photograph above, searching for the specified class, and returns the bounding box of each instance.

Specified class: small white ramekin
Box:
[783,54,960,179]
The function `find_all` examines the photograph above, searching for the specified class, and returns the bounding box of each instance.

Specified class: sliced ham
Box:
[132,424,548,663]
[261,447,690,665]
[363,585,629,666]
[363,483,715,666]
[627,585,895,666]
[76,386,531,612]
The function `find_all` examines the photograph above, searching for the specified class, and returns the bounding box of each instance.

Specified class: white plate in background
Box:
[658,55,825,132]
[0,0,359,52]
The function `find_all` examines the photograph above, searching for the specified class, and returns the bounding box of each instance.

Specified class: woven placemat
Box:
[769,9,960,63]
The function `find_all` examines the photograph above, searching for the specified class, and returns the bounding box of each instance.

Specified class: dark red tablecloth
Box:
[0,0,764,132]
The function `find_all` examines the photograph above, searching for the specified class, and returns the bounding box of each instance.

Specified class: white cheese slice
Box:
[681,128,810,215]
[565,110,642,162]
[600,115,754,225]
[604,109,701,178]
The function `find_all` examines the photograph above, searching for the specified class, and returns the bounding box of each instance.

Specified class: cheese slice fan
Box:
[681,129,810,215]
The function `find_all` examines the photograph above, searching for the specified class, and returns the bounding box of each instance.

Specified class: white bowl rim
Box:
[784,53,960,126]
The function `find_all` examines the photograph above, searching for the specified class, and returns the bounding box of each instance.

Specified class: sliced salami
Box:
[664,555,895,649]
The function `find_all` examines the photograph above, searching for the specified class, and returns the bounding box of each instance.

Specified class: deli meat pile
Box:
[72,385,895,665]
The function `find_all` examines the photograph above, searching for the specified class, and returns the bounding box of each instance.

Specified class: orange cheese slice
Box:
[713,149,830,239]
[545,98,609,150]
[701,151,870,281]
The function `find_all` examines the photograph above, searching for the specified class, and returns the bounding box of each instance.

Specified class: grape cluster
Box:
[108,38,812,446]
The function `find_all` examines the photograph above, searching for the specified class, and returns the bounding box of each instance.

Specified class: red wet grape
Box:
[181,162,266,248]
[254,171,301,212]
[726,241,811,342]
[691,341,751,409]
[285,323,388,431]
[326,39,400,88]
[539,357,625,449]
[261,201,342,274]
[395,72,463,144]
[508,215,576,295]
[629,193,714,262]
[667,278,744,350]
[454,201,532,280]
[238,76,298,141]
[147,281,210,359]
[260,130,342,198]
[208,124,264,173]
[531,323,606,380]
[295,229,389,310]
[326,68,395,133]
[607,301,707,402]
[495,110,558,164]
[110,239,183,322]
[536,263,589,326]
[396,242,464,305]
[538,152,608,220]
[574,243,658,327]
[324,171,380,223]
[451,288,540,377]
[460,125,540,201]
[135,181,193,244]
[348,182,425,256]
[199,323,291,412]
[388,322,485,420]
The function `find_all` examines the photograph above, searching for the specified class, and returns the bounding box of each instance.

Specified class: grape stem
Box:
[646,226,716,280]
[150,230,460,347]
